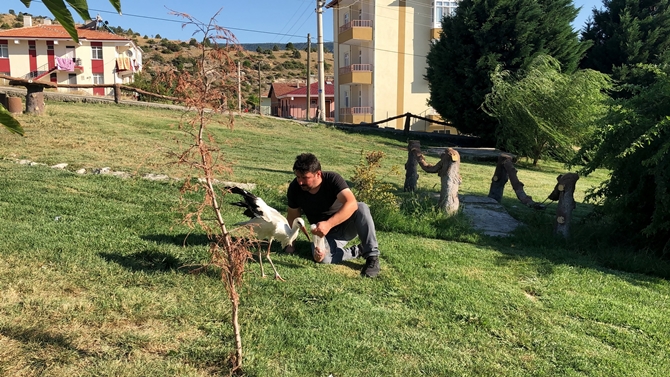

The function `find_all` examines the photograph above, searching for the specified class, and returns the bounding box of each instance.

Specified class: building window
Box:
[47,44,54,51]
[344,91,349,108]
[344,12,349,26]
[92,73,104,85]
[344,52,350,67]
[432,1,460,28]
[0,42,7,58]
[92,45,103,60]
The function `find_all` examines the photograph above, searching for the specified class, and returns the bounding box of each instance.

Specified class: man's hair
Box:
[293,153,321,173]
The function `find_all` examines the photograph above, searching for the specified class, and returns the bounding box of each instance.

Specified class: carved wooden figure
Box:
[413,145,462,215]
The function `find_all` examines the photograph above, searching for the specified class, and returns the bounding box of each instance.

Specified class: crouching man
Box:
[284,153,381,278]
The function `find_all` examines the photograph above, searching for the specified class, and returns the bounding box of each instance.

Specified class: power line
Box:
[28,0,315,41]
[273,0,313,45]
[277,1,315,45]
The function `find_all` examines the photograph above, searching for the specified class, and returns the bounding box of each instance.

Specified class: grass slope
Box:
[0,102,668,376]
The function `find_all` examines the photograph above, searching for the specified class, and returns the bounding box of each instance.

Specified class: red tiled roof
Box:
[0,24,130,41]
[269,82,301,98]
[278,82,334,98]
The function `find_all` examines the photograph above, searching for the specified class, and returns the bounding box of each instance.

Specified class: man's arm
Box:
[312,188,358,237]
[284,207,302,253]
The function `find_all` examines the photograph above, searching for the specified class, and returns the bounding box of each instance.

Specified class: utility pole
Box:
[306,34,311,121]
[316,0,326,121]
[258,61,262,116]
[237,61,241,112]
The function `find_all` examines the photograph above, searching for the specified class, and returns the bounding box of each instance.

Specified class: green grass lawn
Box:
[0,102,669,376]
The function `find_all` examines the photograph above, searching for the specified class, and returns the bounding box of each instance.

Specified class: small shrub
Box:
[350,150,399,212]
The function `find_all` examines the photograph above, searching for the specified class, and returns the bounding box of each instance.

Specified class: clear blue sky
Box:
[9,0,603,44]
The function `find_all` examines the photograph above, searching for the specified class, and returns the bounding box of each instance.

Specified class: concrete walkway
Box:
[460,195,522,237]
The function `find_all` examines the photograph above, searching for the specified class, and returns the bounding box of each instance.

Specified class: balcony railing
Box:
[340,106,372,115]
[339,64,373,75]
[339,19,373,34]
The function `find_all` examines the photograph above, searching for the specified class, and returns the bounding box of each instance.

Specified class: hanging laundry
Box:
[55,56,75,71]
[116,57,132,71]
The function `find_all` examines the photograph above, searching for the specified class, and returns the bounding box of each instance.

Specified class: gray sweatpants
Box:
[313,202,380,264]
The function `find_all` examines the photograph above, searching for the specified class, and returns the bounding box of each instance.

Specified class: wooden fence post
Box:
[551,173,579,238]
[25,85,45,115]
[113,84,121,104]
[403,113,411,134]
[413,147,461,215]
[404,140,421,192]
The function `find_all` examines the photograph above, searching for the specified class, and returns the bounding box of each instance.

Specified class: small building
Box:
[0,15,142,96]
[268,81,335,120]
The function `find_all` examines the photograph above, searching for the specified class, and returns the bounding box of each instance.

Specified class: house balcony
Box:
[338,64,373,85]
[338,20,373,45]
[340,106,372,124]
[25,58,83,81]
[430,28,442,40]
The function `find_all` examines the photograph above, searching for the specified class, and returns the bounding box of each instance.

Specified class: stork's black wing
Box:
[226,186,265,219]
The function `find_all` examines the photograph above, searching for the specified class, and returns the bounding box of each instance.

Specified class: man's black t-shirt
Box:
[287,171,349,224]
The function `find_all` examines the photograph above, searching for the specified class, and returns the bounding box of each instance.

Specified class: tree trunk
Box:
[502,157,544,209]
[404,140,421,192]
[553,173,579,238]
[415,147,461,215]
[488,154,512,202]
[25,85,45,115]
[438,148,461,215]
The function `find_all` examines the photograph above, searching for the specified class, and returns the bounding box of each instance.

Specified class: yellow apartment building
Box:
[326,0,460,134]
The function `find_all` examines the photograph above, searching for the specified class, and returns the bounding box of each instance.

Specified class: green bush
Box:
[576,64,670,254]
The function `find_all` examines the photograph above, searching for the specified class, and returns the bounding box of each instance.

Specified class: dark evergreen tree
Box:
[580,0,670,83]
[426,0,587,143]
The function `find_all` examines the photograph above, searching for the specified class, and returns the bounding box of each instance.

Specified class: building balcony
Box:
[338,64,373,85]
[25,58,83,80]
[338,20,373,45]
[339,106,372,124]
[430,28,442,40]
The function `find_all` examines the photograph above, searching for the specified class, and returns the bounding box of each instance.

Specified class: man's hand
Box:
[285,245,295,254]
[313,246,326,263]
[312,221,332,238]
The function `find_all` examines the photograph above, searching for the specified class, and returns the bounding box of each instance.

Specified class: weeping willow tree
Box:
[483,55,612,165]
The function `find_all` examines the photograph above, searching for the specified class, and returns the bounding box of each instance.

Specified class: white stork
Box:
[226,186,311,281]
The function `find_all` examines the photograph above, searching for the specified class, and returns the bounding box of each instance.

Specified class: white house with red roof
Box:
[267,81,335,120]
[0,16,142,96]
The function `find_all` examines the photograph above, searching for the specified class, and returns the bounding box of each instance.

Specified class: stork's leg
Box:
[265,241,285,281]
[258,241,266,278]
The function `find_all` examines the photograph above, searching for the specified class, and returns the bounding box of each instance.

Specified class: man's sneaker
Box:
[361,256,380,278]
[344,244,362,258]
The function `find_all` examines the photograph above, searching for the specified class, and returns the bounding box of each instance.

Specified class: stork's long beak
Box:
[300,225,312,242]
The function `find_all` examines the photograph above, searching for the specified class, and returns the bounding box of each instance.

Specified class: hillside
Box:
[0,11,335,105]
